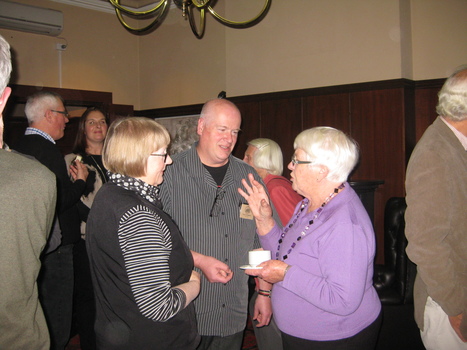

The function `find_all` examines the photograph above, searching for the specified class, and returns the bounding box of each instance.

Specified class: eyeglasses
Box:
[50,109,70,118]
[150,153,169,162]
[291,157,313,166]
[209,186,226,217]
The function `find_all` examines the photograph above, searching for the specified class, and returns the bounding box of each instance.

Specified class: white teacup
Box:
[248,250,271,267]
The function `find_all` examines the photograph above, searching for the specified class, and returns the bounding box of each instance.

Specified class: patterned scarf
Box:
[109,172,161,205]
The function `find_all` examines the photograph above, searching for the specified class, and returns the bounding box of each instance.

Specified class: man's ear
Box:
[0,87,11,115]
[44,109,54,123]
[197,117,205,136]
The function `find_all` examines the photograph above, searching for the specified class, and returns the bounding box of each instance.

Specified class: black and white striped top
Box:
[119,204,186,321]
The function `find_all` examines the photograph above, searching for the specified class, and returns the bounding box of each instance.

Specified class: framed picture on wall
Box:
[155,114,199,155]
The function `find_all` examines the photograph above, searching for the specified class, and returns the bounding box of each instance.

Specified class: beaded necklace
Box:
[276,183,345,261]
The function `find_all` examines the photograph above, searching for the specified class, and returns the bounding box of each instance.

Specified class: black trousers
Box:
[281,310,382,350]
[72,239,96,350]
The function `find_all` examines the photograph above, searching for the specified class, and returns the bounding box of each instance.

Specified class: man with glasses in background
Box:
[14,91,89,350]
[160,98,280,350]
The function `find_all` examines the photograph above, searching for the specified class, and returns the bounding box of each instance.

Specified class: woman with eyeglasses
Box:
[239,127,382,350]
[86,117,200,350]
[64,107,109,350]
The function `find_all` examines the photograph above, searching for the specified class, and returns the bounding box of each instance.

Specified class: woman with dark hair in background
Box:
[65,107,108,350]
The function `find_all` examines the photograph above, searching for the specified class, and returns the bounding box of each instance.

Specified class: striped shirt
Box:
[119,205,186,321]
[160,144,280,336]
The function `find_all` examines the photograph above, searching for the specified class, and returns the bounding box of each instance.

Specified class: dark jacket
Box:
[14,134,84,246]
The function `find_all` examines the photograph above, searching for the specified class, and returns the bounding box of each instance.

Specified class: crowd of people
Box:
[1,32,466,350]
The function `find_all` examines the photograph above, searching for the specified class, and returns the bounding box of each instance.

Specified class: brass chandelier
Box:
[108,0,271,39]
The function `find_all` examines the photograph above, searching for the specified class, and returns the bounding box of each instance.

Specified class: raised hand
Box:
[238,173,275,235]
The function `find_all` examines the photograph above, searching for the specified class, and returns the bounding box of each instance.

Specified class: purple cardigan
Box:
[260,183,381,341]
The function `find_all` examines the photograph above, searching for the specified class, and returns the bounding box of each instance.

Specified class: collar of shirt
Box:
[25,127,56,144]
[440,116,467,151]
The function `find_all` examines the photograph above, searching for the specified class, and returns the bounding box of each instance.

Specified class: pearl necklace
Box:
[276,183,345,261]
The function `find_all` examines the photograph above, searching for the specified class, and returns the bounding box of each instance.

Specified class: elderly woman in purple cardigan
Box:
[239,127,382,350]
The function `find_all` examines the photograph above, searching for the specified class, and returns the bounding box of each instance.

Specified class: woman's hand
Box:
[70,160,89,182]
[244,259,290,284]
[238,173,275,235]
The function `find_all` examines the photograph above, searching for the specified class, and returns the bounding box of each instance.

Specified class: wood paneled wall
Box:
[139,78,445,264]
[3,79,444,264]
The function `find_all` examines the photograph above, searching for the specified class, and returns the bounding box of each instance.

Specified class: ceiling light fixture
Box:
[108,0,271,39]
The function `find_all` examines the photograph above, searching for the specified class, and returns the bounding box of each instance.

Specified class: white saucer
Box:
[239,265,263,270]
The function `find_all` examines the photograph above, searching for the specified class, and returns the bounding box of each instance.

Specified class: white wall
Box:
[1,0,466,109]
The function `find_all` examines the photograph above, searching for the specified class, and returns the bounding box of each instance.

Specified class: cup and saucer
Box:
[240,250,271,270]
[239,265,263,270]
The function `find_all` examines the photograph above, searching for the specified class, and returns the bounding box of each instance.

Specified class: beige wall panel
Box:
[0,0,140,107]
[138,4,227,110]
[0,0,465,109]
[410,0,467,80]
[225,0,403,97]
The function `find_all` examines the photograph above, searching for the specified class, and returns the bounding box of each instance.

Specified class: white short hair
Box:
[247,138,283,176]
[24,91,64,124]
[0,35,12,93]
[436,65,467,122]
[294,127,359,183]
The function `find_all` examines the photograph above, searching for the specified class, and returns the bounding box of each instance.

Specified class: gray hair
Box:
[436,64,467,122]
[247,138,283,175]
[24,91,64,124]
[294,127,359,183]
[0,35,12,93]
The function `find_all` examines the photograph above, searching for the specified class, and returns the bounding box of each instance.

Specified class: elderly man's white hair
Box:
[0,34,12,94]
[436,64,467,122]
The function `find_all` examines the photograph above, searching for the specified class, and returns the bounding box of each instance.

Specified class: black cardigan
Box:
[86,182,199,350]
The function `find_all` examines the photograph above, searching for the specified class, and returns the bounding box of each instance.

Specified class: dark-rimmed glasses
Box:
[291,157,313,165]
[150,153,168,162]
[209,187,226,217]
[51,109,70,118]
